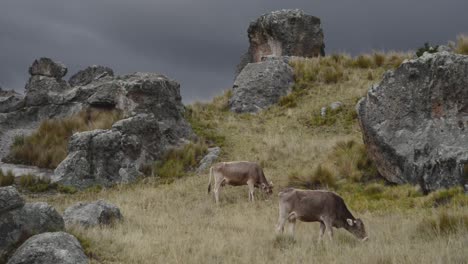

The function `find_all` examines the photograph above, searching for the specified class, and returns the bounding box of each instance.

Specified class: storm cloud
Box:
[1,0,467,103]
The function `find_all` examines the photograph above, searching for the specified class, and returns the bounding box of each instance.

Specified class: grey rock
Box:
[437,45,453,53]
[69,65,114,87]
[320,107,327,117]
[28,58,67,79]
[237,9,324,73]
[229,60,294,113]
[0,187,24,214]
[0,89,24,113]
[0,202,64,261]
[357,52,468,192]
[63,200,123,227]
[7,232,88,264]
[330,101,343,111]
[24,76,71,106]
[196,147,221,173]
[54,114,163,188]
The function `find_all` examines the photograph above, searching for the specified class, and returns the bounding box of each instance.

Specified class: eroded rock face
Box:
[7,232,88,264]
[69,65,114,87]
[63,200,123,227]
[54,114,163,188]
[0,88,24,113]
[229,59,294,113]
[28,58,67,79]
[357,52,468,192]
[0,200,64,262]
[237,9,325,74]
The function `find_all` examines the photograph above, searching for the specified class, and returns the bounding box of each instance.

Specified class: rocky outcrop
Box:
[28,58,67,79]
[54,114,162,188]
[7,232,88,264]
[357,52,468,192]
[237,9,325,74]
[229,59,294,113]
[69,65,114,87]
[196,147,221,173]
[0,187,64,262]
[0,88,24,113]
[63,200,123,227]
[1,58,194,186]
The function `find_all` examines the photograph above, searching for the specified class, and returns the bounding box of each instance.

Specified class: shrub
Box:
[278,93,298,108]
[0,170,15,186]
[323,66,344,84]
[455,34,468,55]
[373,53,386,67]
[288,165,337,189]
[416,42,438,57]
[19,174,56,193]
[152,141,208,180]
[5,108,122,169]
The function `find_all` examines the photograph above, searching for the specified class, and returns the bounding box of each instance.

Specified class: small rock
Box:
[7,232,88,264]
[330,101,343,111]
[63,200,123,227]
[28,58,67,79]
[196,147,221,173]
[320,107,327,117]
[0,186,24,214]
[436,45,453,53]
[69,65,114,87]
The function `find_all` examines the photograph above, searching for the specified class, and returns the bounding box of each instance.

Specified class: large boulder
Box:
[69,65,114,87]
[63,200,123,227]
[28,58,67,79]
[7,232,88,264]
[196,147,221,173]
[357,52,468,192]
[0,201,64,262]
[237,9,325,74]
[24,75,71,106]
[53,114,163,188]
[229,59,294,113]
[0,186,24,214]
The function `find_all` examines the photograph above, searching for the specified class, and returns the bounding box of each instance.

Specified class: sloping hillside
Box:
[26,52,468,263]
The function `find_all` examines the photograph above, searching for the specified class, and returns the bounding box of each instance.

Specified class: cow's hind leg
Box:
[213,174,224,204]
[276,203,288,234]
[318,221,325,242]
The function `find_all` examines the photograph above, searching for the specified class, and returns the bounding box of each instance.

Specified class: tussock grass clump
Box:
[5,108,122,169]
[0,170,15,186]
[352,55,373,68]
[278,93,298,108]
[152,141,207,180]
[308,104,358,130]
[416,42,439,57]
[455,34,468,55]
[422,187,466,207]
[18,174,77,193]
[416,211,468,237]
[288,165,337,190]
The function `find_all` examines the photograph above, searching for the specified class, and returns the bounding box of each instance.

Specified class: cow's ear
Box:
[347,219,354,226]
[269,181,274,186]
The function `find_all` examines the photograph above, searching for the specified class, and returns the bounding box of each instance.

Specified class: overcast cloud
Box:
[1,0,467,103]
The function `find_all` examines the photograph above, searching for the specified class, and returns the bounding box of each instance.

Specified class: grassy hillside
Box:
[26,49,468,263]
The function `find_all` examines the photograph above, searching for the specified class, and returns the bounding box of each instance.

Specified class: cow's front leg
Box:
[247,180,255,202]
[324,220,333,240]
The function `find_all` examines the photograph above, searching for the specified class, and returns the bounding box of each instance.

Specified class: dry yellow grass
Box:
[27,53,467,263]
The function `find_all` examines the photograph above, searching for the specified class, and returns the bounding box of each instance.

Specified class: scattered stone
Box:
[196,147,221,173]
[0,186,24,214]
[236,9,325,74]
[320,107,327,117]
[7,232,88,264]
[63,200,123,227]
[69,65,114,87]
[229,60,294,113]
[357,52,468,192]
[0,201,64,261]
[28,58,67,79]
[436,45,453,53]
[330,101,343,111]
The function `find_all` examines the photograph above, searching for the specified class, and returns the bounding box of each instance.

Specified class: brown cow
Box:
[208,161,273,203]
[276,188,368,241]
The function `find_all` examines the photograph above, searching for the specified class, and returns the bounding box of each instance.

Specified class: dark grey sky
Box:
[1,0,467,103]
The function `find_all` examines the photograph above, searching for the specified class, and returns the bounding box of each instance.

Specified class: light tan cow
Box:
[208,161,273,203]
[276,188,368,241]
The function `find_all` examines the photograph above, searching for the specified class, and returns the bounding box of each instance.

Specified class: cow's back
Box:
[214,161,261,185]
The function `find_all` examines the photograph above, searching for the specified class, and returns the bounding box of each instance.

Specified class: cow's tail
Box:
[207,166,213,193]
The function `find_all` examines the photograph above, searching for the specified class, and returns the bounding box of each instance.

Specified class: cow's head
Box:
[346,218,368,241]
[261,181,273,195]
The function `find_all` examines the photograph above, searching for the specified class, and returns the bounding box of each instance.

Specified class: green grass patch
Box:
[416,211,468,238]
[0,170,15,186]
[4,108,123,169]
[18,174,77,194]
[288,165,337,190]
